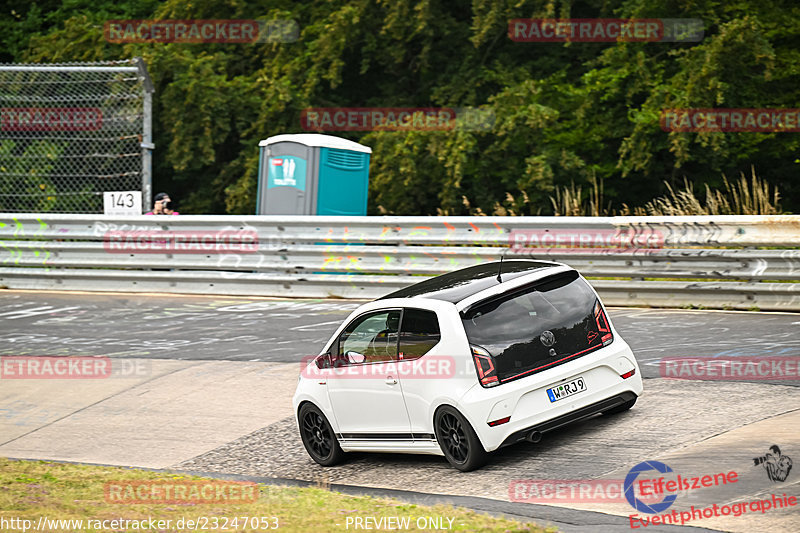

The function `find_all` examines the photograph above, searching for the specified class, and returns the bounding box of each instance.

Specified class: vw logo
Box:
[540,330,555,347]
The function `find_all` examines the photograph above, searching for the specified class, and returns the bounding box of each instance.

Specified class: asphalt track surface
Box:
[1,290,799,533]
[1,291,798,384]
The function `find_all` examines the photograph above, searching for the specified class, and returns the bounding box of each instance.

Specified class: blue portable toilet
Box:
[256,134,371,215]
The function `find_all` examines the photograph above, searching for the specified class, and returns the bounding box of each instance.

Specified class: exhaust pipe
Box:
[527,430,543,443]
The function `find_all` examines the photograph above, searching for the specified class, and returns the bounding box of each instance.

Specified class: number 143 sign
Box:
[103,191,142,215]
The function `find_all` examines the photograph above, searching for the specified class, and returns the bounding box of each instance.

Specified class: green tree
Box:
[5,0,797,214]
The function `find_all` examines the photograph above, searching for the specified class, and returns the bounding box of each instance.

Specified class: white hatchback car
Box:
[293,260,643,471]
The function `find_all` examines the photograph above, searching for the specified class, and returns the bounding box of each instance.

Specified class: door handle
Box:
[385,376,397,385]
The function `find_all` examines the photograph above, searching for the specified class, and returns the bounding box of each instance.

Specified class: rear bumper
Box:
[459,338,643,452]
[498,390,637,448]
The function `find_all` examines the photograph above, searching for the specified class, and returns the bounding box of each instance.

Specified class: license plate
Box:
[547,377,586,402]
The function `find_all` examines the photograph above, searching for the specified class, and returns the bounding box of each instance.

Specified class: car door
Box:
[395,308,444,437]
[326,309,412,436]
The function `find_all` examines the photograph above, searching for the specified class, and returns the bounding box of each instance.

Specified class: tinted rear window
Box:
[399,308,441,360]
[461,271,605,384]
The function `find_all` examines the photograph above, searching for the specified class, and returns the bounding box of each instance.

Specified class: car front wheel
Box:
[434,406,488,472]
[299,403,344,466]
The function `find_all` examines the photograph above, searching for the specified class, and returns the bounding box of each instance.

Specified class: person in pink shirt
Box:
[145,192,179,215]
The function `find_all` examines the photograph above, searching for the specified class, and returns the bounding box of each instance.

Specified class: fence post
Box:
[136,57,155,213]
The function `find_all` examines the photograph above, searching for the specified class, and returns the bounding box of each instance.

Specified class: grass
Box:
[0,458,554,533]
[641,168,782,216]
[544,167,784,217]
[453,167,785,217]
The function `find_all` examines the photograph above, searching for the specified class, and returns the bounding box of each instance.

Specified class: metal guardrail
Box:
[1,214,798,310]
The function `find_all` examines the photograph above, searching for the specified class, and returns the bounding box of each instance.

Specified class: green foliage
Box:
[0,140,62,212]
[5,0,798,214]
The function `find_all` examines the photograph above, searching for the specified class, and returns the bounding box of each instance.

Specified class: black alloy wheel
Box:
[434,406,488,472]
[299,403,344,466]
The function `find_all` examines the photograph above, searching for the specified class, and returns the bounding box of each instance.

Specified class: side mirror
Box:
[316,352,332,369]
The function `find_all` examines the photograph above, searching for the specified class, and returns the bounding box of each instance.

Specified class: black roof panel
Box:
[379,260,560,304]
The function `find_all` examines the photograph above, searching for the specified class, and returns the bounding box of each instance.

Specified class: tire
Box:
[434,406,488,472]
[298,403,345,466]
[604,396,637,415]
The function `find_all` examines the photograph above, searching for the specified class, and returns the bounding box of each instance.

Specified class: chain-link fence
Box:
[0,59,153,213]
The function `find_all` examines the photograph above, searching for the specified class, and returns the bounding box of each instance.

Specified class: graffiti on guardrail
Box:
[213,223,284,277]
[93,221,150,236]
[1,215,797,307]
[621,220,725,245]
[0,217,50,268]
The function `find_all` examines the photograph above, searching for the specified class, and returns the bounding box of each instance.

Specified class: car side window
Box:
[398,308,441,360]
[338,310,400,364]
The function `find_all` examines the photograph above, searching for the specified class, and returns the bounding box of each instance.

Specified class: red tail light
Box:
[488,416,510,427]
[471,345,499,388]
[621,369,636,379]
[593,301,613,346]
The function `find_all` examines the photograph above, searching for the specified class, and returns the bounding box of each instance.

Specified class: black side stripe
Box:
[336,433,436,441]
